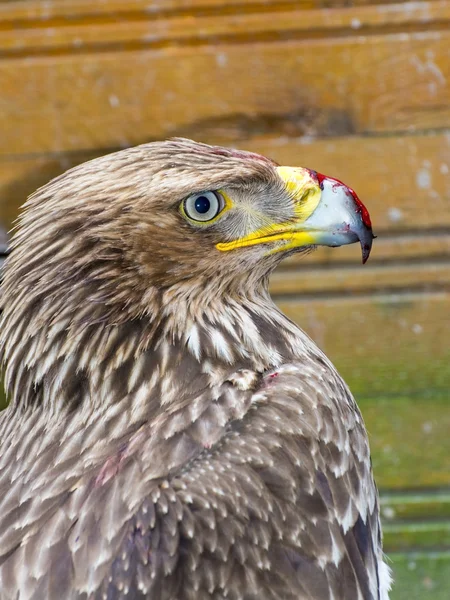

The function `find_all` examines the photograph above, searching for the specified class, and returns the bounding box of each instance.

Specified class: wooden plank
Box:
[380,492,450,557]
[363,395,450,489]
[367,394,450,489]
[0,1,437,22]
[0,0,316,21]
[0,28,448,155]
[277,292,450,397]
[0,152,99,231]
[384,521,450,551]
[381,491,450,520]
[388,552,450,599]
[0,132,449,234]
[1,2,449,54]
[287,234,450,266]
[270,262,450,295]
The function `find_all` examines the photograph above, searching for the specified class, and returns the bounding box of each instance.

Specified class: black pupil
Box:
[194,195,212,214]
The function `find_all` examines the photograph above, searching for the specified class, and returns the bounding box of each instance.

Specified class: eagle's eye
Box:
[182,191,225,224]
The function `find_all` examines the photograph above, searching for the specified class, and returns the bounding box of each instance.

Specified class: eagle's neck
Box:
[0,293,328,489]
[2,292,310,422]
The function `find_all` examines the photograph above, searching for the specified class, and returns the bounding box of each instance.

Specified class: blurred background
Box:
[0,0,449,597]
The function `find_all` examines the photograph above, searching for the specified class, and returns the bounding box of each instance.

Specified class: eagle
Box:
[0,139,391,600]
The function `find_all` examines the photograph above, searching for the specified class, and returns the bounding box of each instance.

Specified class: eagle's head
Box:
[0,138,373,414]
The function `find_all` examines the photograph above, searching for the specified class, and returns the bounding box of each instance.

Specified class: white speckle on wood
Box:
[381,505,395,519]
[299,135,315,145]
[216,52,228,68]
[388,207,403,223]
[109,95,120,108]
[422,421,433,434]
[416,167,431,189]
[428,82,437,96]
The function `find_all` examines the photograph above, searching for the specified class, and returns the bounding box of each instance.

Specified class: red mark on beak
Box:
[315,172,372,230]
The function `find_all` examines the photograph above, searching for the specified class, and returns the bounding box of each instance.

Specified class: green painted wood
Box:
[383,521,450,553]
[359,395,450,490]
[278,294,450,399]
[380,492,450,555]
[389,552,450,600]
[381,491,450,521]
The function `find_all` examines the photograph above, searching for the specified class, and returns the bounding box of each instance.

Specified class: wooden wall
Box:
[0,1,449,597]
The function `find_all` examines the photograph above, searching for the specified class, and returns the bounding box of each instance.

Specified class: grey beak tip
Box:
[361,239,373,264]
[360,228,375,264]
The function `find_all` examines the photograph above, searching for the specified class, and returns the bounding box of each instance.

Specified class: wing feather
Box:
[0,361,387,599]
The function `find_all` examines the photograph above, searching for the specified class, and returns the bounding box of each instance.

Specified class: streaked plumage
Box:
[0,139,391,599]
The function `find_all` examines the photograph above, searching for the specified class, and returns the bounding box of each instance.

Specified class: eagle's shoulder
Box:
[94,361,386,599]
[0,360,386,600]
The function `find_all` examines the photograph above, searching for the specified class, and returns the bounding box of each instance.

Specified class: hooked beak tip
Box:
[361,244,371,265]
[360,231,376,264]
[358,228,377,265]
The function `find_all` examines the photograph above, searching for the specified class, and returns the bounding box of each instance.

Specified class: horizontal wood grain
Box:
[363,395,450,489]
[270,261,450,295]
[381,491,450,521]
[0,0,317,21]
[0,1,441,23]
[0,132,448,234]
[276,291,450,396]
[1,2,448,54]
[0,23,448,155]
[0,153,95,229]
[383,521,450,551]
[388,552,450,600]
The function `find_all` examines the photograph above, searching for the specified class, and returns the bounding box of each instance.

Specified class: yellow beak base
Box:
[216,166,321,253]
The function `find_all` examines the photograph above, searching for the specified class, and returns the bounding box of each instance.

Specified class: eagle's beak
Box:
[282,167,375,264]
[217,166,374,263]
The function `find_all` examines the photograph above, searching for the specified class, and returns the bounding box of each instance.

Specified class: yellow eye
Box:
[183,191,225,223]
